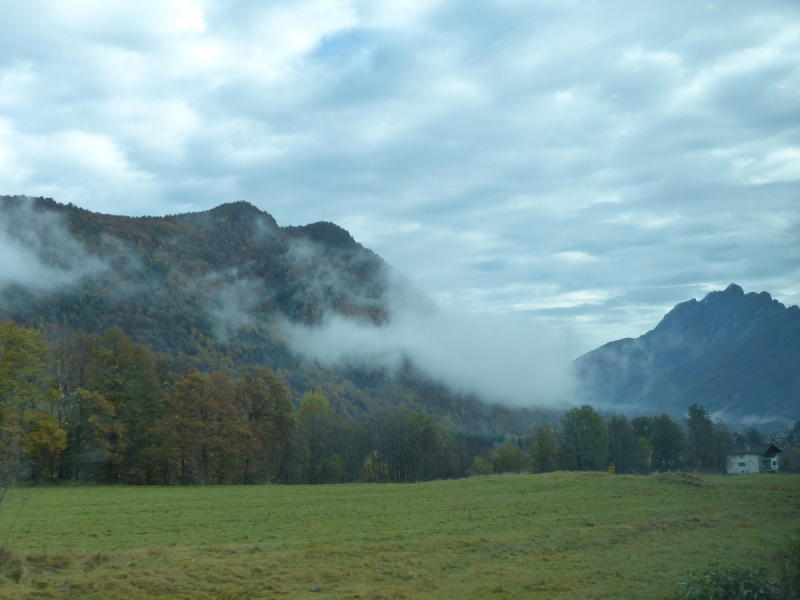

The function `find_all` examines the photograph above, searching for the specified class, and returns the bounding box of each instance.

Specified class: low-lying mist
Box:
[280,308,579,408]
[198,227,581,410]
[0,197,108,297]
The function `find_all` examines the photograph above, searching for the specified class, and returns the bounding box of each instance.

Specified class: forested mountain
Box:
[573,284,800,421]
[0,195,552,436]
[3,197,796,487]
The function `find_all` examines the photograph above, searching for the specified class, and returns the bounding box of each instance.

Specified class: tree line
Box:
[0,320,493,486]
[1,320,790,488]
[523,404,738,476]
[459,403,791,477]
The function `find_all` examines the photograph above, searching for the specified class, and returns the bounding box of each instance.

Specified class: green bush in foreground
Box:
[674,535,800,600]
[775,535,800,600]
[674,566,779,599]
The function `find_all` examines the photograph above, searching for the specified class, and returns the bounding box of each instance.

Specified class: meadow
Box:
[1,472,798,599]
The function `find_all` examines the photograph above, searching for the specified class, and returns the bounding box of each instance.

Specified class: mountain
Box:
[572,284,800,421]
[0,195,554,435]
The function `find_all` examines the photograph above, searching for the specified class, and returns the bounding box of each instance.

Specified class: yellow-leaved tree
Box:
[0,320,65,491]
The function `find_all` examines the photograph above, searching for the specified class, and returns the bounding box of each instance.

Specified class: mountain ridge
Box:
[573,283,800,421]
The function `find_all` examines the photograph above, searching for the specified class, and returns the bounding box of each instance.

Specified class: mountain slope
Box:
[573,284,800,420]
[0,195,553,435]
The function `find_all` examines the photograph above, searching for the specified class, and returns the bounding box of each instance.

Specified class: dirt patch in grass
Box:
[652,471,710,486]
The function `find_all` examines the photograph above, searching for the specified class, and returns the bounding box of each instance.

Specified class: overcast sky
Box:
[2,0,799,354]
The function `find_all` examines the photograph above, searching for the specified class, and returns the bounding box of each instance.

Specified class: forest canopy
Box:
[1,320,776,489]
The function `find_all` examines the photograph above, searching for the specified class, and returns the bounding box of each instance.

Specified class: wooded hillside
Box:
[0,196,551,435]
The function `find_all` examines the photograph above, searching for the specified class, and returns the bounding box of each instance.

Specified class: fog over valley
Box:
[280,309,578,408]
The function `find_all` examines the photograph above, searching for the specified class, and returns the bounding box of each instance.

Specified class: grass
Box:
[0,472,798,599]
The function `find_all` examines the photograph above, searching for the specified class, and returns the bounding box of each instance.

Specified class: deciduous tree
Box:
[606,414,649,474]
[558,405,608,471]
[468,456,493,476]
[87,328,162,483]
[0,321,63,485]
[22,409,67,482]
[492,441,529,473]
[530,425,560,473]
[686,404,716,471]
[237,366,294,484]
[650,414,685,472]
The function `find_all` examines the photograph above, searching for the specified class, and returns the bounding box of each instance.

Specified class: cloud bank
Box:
[280,308,578,408]
[200,231,576,407]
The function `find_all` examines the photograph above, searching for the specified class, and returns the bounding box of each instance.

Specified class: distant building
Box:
[726,443,782,474]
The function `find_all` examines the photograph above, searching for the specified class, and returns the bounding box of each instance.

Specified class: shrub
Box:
[774,535,800,600]
[468,456,493,476]
[491,443,529,474]
[673,566,779,600]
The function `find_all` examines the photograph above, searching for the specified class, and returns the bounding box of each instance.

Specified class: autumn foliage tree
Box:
[152,370,242,485]
[0,321,64,484]
[0,318,742,487]
[87,328,163,483]
[150,366,295,485]
[237,366,294,484]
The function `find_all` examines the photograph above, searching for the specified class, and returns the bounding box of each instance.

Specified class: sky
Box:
[2,0,799,355]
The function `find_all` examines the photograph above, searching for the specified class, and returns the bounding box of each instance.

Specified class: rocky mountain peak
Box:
[651,283,796,344]
[574,284,800,421]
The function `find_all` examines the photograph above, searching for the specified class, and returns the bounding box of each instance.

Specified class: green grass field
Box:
[1,472,798,599]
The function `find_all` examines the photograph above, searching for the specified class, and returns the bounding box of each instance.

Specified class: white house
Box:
[726,443,782,474]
